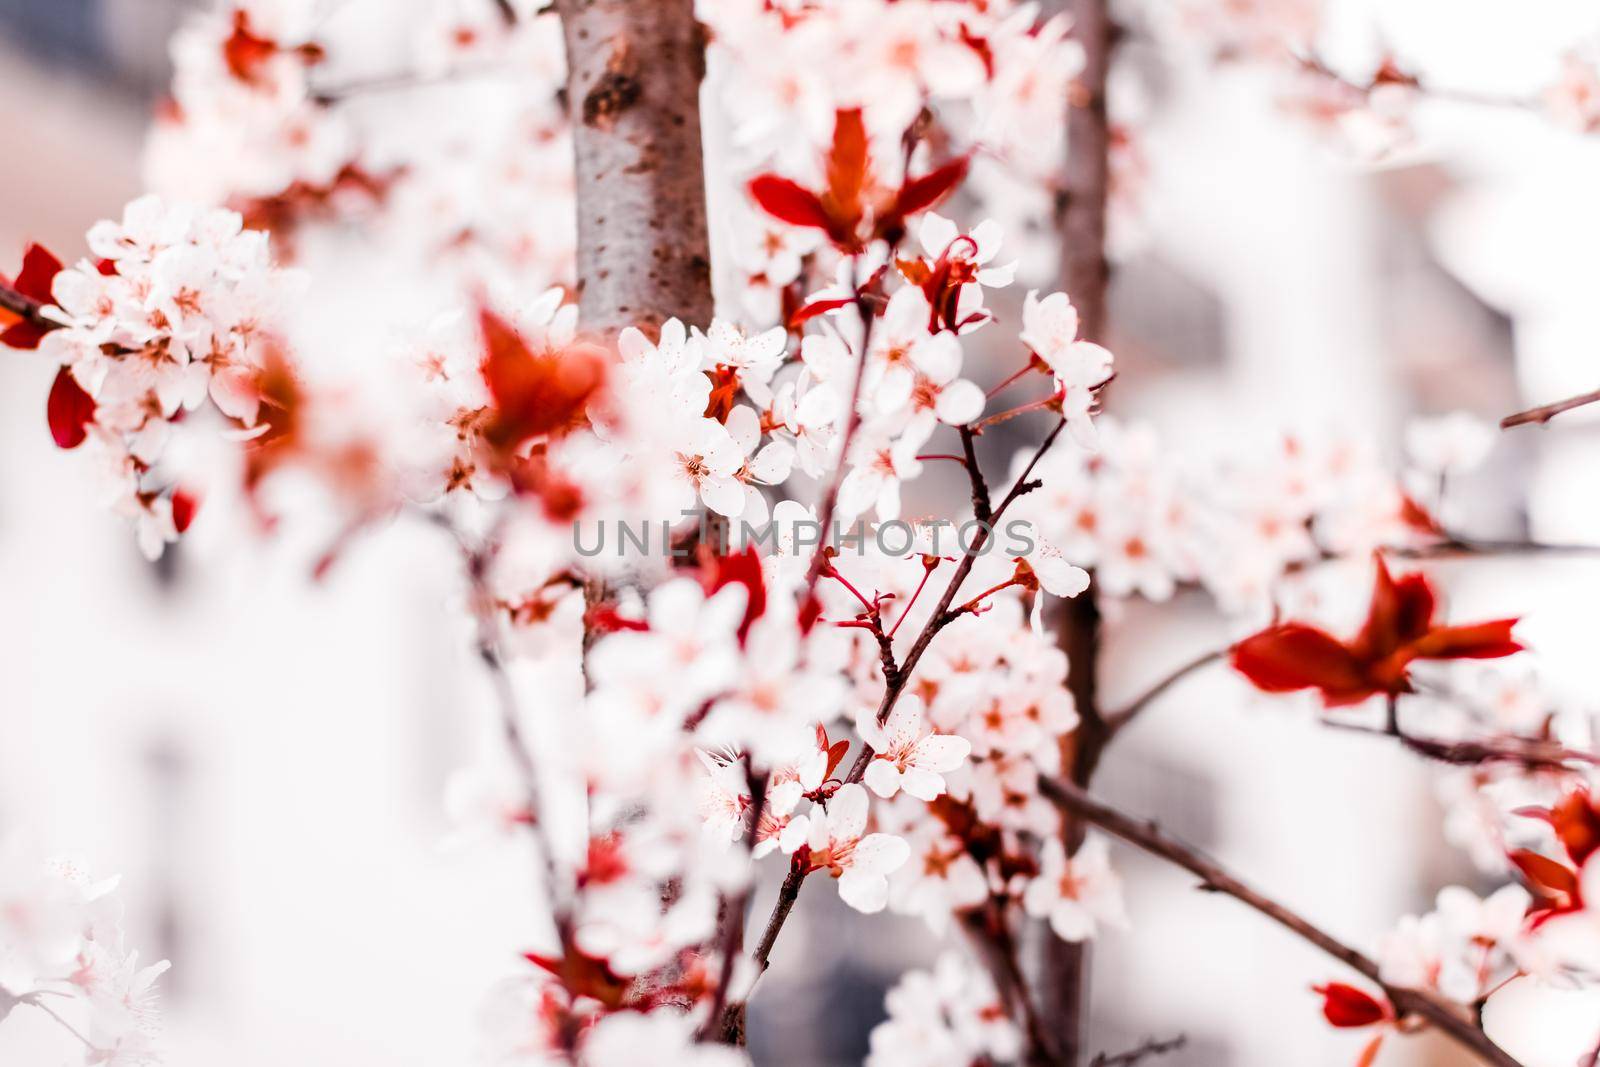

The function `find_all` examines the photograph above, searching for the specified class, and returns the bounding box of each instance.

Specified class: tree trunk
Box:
[555,0,716,337]
[1041,0,1115,1062]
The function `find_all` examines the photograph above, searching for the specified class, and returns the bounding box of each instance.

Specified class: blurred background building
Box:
[3,1,1600,1065]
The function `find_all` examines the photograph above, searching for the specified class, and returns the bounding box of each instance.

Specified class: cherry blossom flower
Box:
[1023,837,1128,942]
[797,783,910,913]
[1019,290,1114,448]
[584,1008,749,1067]
[856,696,972,801]
[837,418,930,522]
[889,827,989,933]
[1379,885,1531,1004]
[699,611,847,764]
[866,952,1020,1067]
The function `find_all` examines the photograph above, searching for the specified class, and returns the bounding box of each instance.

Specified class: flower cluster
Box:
[0,842,169,1067]
[865,952,1021,1067]
[32,196,300,556]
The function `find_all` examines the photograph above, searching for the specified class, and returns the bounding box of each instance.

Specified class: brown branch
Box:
[1045,0,1115,1052]
[1501,388,1600,429]
[1324,699,1600,771]
[842,418,1066,785]
[741,420,1067,1015]
[429,514,573,937]
[1101,648,1225,741]
[0,280,57,334]
[1037,776,1525,1067]
[554,0,714,337]
[959,906,1063,1065]
[1296,53,1535,112]
[1088,1035,1187,1067]
[704,763,767,1042]
[1386,536,1600,561]
[750,861,807,974]
[801,280,879,617]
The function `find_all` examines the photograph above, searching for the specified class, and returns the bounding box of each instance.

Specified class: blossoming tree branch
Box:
[7,1,1600,1066]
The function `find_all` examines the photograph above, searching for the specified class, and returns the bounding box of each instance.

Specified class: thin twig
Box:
[799,269,878,615]
[745,419,1068,1005]
[1101,648,1225,739]
[705,762,767,1042]
[0,280,57,333]
[843,418,1066,784]
[750,861,807,973]
[1327,715,1600,771]
[21,996,97,1053]
[1037,775,1525,1067]
[431,514,571,933]
[959,906,1062,1065]
[1502,388,1600,429]
[1088,1034,1187,1067]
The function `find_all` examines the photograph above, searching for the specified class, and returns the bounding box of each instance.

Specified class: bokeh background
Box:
[5,1,1600,1064]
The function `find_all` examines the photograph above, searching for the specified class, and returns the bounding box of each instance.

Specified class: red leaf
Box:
[46,366,96,449]
[523,948,628,1009]
[222,11,278,85]
[1,243,63,350]
[892,155,971,221]
[1399,492,1444,537]
[702,545,767,644]
[0,320,48,350]
[1509,849,1580,910]
[1355,1032,1386,1067]
[825,108,870,215]
[12,243,62,302]
[1522,788,1600,866]
[1406,619,1522,661]
[1313,983,1390,1028]
[1356,555,1435,658]
[788,296,853,328]
[1231,624,1371,705]
[748,175,833,231]
[586,604,649,635]
[479,308,606,454]
[171,489,199,533]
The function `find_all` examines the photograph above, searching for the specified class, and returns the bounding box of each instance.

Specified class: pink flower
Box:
[1019,290,1114,448]
[798,784,910,913]
[856,696,971,801]
[1023,837,1127,942]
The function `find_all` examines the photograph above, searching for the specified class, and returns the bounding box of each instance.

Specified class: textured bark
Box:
[1041,0,1116,1062]
[556,0,715,338]
[1053,0,1113,341]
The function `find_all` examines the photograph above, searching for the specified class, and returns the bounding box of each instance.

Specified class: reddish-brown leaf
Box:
[748,175,833,231]
[1406,619,1522,661]
[1313,983,1389,1029]
[46,366,96,449]
[787,296,853,329]
[480,308,606,453]
[1521,788,1600,866]
[222,11,278,85]
[1231,624,1371,705]
[702,545,767,645]
[892,155,971,221]
[1356,554,1435,659]
[825,108,870,215]
[12,243,62,302]
[1,243,63,351]
[1509,848,1580,911]
[171,489,199,534]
